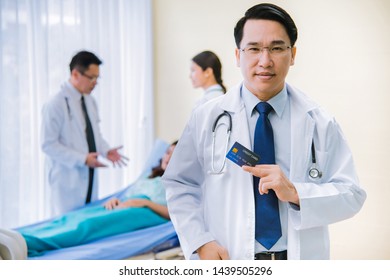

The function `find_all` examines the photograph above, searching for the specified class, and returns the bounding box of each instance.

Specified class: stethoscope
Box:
[65,97,73,120]
[308,141,322,179]
[209,111,232,174]
[210,110,322,179]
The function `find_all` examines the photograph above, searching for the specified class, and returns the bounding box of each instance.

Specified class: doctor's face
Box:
[235,19,296,100]
[72,64,100,94]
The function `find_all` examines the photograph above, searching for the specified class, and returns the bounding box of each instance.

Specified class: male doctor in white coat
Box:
[41,51,127,218]
[162,3,366,260]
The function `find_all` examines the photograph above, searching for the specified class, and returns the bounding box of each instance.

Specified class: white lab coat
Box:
[193,84,225,110]
[163,82,366,260]
[41,81,110,217]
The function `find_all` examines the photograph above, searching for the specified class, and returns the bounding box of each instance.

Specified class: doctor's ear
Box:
[71,68,79,78]
[290,46,297,66]
[235,48,241,67]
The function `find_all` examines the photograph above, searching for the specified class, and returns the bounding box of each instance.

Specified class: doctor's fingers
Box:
[197,241,229,260]
[242,164,276,177]
[259,174,297,202]
[95,160,107,168]
[88,154,107,168]
[110,145,124,152]
[218,247,230,260]
[107,150,129,163]
[112,158,128,168]
[86,153,99,167]
[258,177,274,195]
[119,153,130,161]
[257,170,287,194]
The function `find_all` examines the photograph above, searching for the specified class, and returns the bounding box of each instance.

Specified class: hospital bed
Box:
[17,139,182,260]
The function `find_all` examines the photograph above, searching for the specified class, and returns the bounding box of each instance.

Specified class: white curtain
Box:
[0,0,154,228]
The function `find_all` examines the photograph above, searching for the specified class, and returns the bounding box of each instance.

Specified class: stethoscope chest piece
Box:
[309,141,322,179]
[309,166,322,179]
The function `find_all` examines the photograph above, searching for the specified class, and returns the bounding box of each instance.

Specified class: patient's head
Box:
[161,140,178,171]
[149,140,178,178]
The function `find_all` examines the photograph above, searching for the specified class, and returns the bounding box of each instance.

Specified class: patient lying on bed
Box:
[12,141,177,258]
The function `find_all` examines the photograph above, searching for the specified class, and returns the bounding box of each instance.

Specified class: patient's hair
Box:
[148,162,164,179]
[148,140,178,179]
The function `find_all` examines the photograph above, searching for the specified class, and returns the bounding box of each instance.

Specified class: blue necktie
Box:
[253,102,282,250]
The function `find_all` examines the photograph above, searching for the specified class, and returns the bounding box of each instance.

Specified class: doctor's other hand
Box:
[85,152,107,168]
[107,145,129,167]
[242,164,300,205]
[197,241,230,260]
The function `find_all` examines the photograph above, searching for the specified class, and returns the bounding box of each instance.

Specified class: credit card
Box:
[226,141,260,167]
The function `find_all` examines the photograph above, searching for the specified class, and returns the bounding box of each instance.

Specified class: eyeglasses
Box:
[80,72,99,82]
[240,45,292,58]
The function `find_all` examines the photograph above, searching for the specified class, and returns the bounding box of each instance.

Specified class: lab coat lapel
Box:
[288,85,316,182]
[62,85,88,142]
[219,83,252,149]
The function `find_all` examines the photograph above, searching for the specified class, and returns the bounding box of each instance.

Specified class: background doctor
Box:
[162,3,366,260]
[190,50,227,110]
[41,50,128,218]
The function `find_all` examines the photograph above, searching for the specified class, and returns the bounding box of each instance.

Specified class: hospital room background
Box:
[0,0,389,260]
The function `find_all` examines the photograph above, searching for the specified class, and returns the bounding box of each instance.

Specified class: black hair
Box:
[234,3,298,48]
[69,50,102,73]
[148,140,178,179]
[192,51,227,93]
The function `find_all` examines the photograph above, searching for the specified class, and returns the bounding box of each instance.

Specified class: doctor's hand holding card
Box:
[227,141,299,205]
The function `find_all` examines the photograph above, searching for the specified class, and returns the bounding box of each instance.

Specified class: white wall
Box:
[153,0,390,259]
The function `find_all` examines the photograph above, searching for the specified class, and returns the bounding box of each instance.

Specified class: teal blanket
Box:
[19,201,168,257]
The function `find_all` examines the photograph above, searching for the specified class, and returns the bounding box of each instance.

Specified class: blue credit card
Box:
[226,141,260,167]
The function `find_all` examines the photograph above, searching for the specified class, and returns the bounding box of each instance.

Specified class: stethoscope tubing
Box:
[210,111,232,174]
